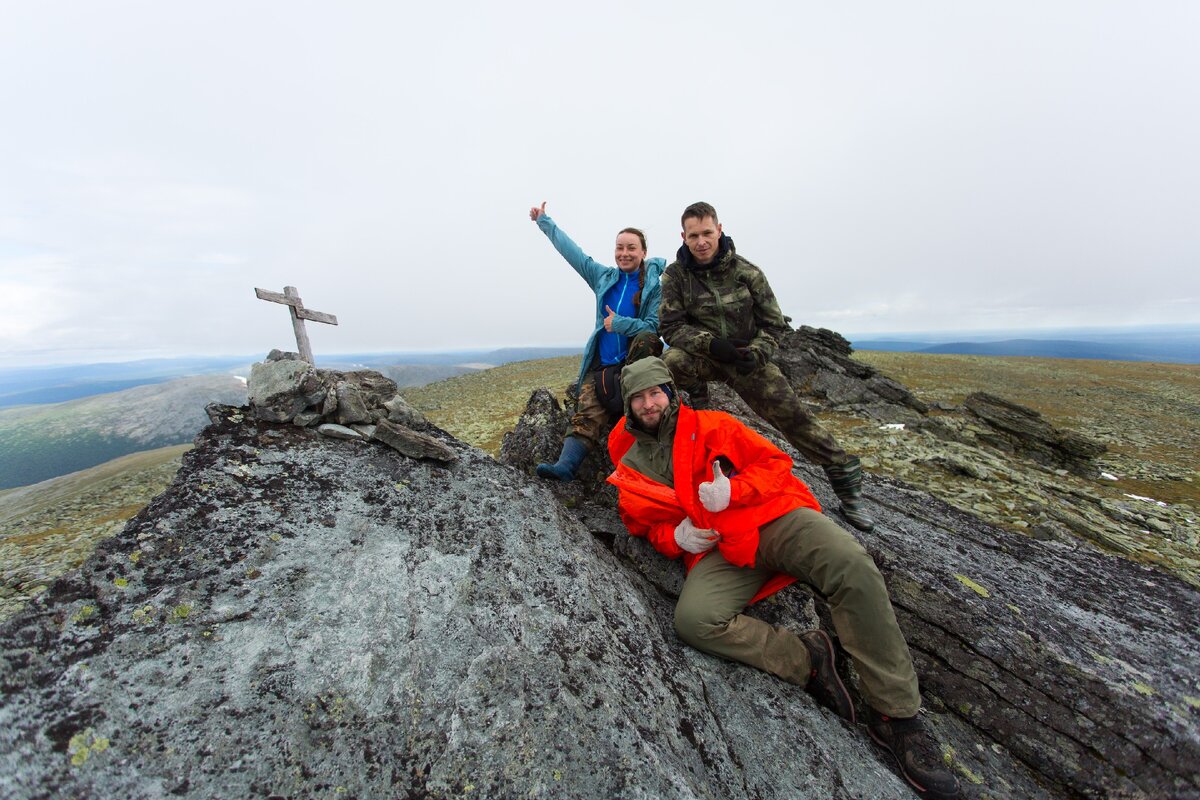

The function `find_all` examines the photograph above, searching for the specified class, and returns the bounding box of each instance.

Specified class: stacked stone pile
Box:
[244,349,455,463]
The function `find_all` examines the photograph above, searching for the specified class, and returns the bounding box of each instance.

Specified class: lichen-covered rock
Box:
[776,326,929,416]
[0,413,917,800]
[372,419,457,463]
[333,380,372,425]
[497,388,617,501]
[247,359,315,423]
[962,392,1106,477]
[3,344,1195,799]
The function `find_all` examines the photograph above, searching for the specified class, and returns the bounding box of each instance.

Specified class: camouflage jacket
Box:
[658,237,791,365]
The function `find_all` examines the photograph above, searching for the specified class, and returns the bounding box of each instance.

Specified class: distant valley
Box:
[0,376,247,490]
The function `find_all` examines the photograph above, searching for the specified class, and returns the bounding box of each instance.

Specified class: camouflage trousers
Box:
[570,332,663,448]
[662,348,849,467]
[674,507,921,717]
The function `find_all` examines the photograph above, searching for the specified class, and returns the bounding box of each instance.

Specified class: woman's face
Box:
[614,231,646,273]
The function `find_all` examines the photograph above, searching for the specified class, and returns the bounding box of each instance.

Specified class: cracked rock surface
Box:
[3,406,919,800]
[2,346,1197,798]
[501,369,1200,799]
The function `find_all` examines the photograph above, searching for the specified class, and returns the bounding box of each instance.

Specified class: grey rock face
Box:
[1,412,916,800]
[962,392,1106,477]
[776,326,929,416]
[500,387,1200,799]
[247,359,315,423]
[317,423,363,440]
[771,327,1197,583]
[372,419,457,463]
[2,348,1195,799]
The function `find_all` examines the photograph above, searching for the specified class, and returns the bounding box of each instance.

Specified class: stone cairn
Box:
[231,349,456,463]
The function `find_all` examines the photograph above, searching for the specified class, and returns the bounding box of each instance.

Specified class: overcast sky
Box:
[1,1,1197,367]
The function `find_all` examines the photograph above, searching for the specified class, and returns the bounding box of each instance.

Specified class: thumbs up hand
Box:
[698,460,731,512]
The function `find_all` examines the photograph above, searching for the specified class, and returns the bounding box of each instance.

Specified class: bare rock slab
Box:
[372,418,457,463]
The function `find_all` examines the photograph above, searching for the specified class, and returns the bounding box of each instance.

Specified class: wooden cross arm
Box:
[254,287,339,325]
[296,307,338,325]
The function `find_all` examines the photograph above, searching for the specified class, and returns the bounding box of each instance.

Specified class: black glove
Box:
[733,347,757,374]
[709,337,750,364]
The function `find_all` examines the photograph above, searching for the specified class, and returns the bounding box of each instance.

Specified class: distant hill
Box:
[0,375,246,490]
[0,357,251,408]
[0,348,582,408]
[851,330,1200,363]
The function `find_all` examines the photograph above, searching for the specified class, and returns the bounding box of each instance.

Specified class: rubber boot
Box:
[536,436,590,482]
[823,455,875,532]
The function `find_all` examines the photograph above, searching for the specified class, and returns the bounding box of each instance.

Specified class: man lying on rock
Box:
[606,356,960,800]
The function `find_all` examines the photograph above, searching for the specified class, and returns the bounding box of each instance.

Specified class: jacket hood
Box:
[619,356,677,421]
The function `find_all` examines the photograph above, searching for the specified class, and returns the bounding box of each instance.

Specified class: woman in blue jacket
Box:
[530,201,666,481]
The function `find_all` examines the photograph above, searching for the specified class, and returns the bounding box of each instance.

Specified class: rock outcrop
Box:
[764,328,1197,586]
[2,340,1197,799]
[246,349,455,463]
[2,405,920,800]
[500,382,1200,799]
[960,392,1106,477]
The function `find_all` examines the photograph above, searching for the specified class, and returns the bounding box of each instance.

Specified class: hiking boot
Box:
[799,630,855,723]
[685,382,710,411]
[823,456,875,532]
[536,436,589,482]
[866,708,961,799]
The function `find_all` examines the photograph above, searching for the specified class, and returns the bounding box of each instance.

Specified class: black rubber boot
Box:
[823,455,875,532]
[867,708,961,799]
[799,630,855,722]
[535,436,589,482]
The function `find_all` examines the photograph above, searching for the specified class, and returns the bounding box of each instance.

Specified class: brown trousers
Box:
[570,332,662,448]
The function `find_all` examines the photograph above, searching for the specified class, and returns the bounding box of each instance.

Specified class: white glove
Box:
[674,518,720,554]
[698,460,731,513]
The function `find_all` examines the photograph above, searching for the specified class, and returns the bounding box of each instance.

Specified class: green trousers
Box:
[674,507,921,717]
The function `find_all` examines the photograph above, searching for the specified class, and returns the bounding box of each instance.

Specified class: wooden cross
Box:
[254,285,338,365]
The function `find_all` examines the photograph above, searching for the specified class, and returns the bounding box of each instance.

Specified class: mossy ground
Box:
[0,445,191,619]
[401,356,578,455]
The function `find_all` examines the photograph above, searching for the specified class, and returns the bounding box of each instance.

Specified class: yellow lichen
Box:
[954,575,991,598]
[129,550,141,564]
[958,764,985,785]
[1132,682,1155,697]
[67,728,109,768]
[114,578,128,588]
[1184,695,1200,709]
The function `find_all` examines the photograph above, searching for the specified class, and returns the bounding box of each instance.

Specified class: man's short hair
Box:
[681,202,719,227]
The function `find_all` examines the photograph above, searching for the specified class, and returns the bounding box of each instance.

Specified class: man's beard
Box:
[635,409,662,434]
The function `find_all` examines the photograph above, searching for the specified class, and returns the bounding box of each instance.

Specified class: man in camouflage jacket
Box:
[658,201,875,531]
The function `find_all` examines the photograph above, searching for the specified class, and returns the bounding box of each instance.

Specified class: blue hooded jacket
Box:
[536,214,666,393]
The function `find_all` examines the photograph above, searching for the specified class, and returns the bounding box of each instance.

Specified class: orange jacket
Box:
[607,404,822,603]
